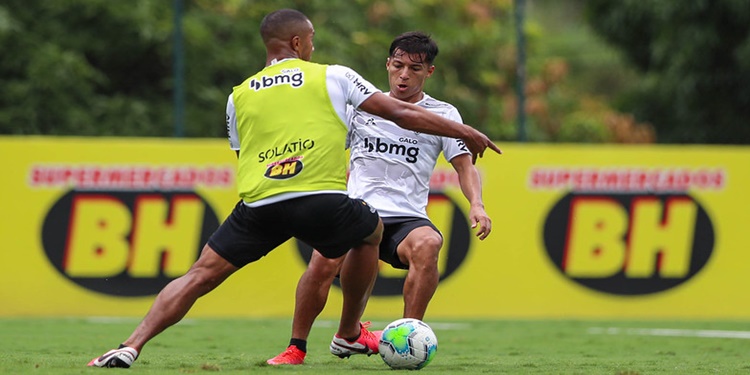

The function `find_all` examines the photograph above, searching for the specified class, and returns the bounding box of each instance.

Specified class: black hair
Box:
[388,31,439,64]
[260,9,310,44]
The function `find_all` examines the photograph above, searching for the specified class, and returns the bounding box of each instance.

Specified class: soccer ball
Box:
[378,318,438,370]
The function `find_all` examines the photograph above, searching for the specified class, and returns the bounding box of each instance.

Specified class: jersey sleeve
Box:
[226,94,239,151]
[441,106,470,161]
[327,65,380,108]
[344,104,356,150]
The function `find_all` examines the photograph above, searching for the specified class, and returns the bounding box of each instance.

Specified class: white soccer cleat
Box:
[329,321,381,358]
[87,346,139,368]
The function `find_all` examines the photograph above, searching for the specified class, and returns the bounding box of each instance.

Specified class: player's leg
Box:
[90,200,284,368]
[397,226,443,320]
[88,244,238,368]
[293,251,344,339]
[267,251,343,365]
[280,194,382,360]
[122,244,238,350]
[330,218,383,358]
[336,219,382,337]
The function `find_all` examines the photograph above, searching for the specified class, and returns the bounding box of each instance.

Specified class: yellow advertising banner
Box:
[1,137,749,319]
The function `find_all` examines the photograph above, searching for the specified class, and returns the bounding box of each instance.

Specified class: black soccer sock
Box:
[289,338,307,353]
[117,343,138,358]
[344,333,361,343]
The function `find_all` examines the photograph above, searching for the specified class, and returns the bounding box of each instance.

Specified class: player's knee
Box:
[405,235,442,268]
[415,233,443,254]
[307,257,341,280]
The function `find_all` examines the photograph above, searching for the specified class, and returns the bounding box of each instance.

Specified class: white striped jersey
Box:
[346,93,469,219]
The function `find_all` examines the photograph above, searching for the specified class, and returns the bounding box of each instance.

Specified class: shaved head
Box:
[260,9,311,44]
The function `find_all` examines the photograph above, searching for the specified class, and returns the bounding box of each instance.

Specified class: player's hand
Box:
[462,127,502,164]
[469,204,492,240]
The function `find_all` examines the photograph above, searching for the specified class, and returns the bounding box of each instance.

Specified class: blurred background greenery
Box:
[1,0,748,144]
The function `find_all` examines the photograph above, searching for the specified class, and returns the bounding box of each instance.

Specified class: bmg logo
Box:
[363,137,419,163]
[249,71,304,91]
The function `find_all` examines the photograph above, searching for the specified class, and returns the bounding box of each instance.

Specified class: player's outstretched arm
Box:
[359,92,502,163]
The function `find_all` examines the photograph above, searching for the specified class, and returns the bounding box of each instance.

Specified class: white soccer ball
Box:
[378,318,438,370]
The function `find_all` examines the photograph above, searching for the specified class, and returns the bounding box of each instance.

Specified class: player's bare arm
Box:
[451,154,491,240]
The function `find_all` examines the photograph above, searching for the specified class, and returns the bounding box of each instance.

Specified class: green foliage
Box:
[559,111,613,143]
[9,0,731,144]
[585,0,750,144]
[0,0,175,136]
[204,0,523,141]
[0,0,522,139]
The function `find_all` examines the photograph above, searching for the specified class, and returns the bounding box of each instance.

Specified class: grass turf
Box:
[2,317,750,374]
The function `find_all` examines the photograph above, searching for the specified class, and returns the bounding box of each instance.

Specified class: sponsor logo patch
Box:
[264,157,304,179]
[344,70,373,95]
[32,164,229,296]
[363,137,420,163]
[248,69,304,91]
[534,167,722,295]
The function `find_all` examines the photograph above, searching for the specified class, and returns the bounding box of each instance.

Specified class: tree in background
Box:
[0,0,657,143]
[585,0,750,144]
[524,0,656,143]
[0,1,176,136]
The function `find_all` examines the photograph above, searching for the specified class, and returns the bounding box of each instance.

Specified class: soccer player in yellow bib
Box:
[89,9,500,369]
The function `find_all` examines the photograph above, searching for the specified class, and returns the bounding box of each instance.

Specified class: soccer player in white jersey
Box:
[88,10,500,369]
[267,31,493,365]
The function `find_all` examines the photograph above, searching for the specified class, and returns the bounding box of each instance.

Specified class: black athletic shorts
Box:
[379,216,441,270]
[208,193,380,268]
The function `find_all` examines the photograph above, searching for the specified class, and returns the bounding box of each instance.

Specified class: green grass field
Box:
[2,317,750,374]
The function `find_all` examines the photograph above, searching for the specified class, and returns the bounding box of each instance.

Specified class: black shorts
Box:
[208,193,380,268]
[379,216,441,270]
